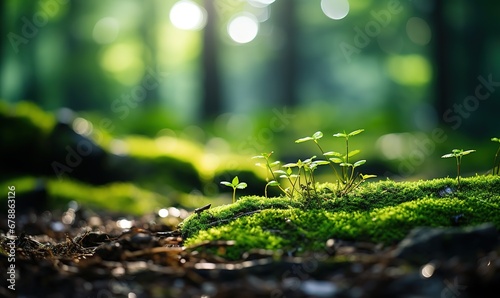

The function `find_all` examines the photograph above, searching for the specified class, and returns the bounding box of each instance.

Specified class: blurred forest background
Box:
[1,0,499,214]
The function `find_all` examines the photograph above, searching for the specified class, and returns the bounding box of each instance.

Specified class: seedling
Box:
[492,137,500,175]
[441,149,476,188]
[274,166,300,198]
[297,129,375,196]
[296,131,340,179]
[220,176,247,203]
[252,152,288,198]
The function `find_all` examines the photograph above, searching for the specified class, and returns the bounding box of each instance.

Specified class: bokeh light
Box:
[248,0,276,7]
[406,17,432,46]
[227,13,259,44]
[92,17,120,44]
[321,0,350,20]
[386,55,432,86]
[169,0,207,31]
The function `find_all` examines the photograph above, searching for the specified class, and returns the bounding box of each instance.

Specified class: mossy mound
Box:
[180,175,500,259]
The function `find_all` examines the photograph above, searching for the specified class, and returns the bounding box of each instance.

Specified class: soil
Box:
[1,206,499,298]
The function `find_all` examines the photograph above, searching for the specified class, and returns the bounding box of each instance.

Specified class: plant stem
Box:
[493,146,500,175]
[232,188,236,203]
[314,141,340,179]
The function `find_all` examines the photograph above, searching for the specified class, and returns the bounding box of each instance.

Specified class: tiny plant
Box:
[252,152,288,198]
[492,137,500,175]
[220,176,247,203]
[441,149,476,188]
[296,129,376,196]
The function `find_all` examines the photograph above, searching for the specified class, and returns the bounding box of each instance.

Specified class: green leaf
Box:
[340,162,353,167]
[347,149,361,158]
[273,170,287,175]
[269,161,281,167]
[313,160,330,166]
[251,155,265,159]
[303,156,316,164]
[323,151,342,157]
[267,180,280,187]
[329,157,343,163]
[348,129,364,137]
[461,149,476,156]
[492,137,500,142]
[236,182,247,189]
[353,160,366,167]
[286,167,292,175]
[312,131,323,140]
[361,174,377,180]
[441,153,455,158]
[452,149,461,154]
[232,176,239,185]
[333,132,347,138]
[220,181,233,187]
[255,163,266,168]
[283,162,298,168]
[295,137,314,143]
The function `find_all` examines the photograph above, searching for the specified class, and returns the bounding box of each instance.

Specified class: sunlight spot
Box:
[406,17,432,46]
[168,207,181,218]
[227,13,259,44]
[93,17,120,44]
[321,0,350,20]
[376,133,405,160]
[248,0,276,7]
[72,117,93,136]
[170,0,207,30]
[158,208,169,218]
[110,139,128,156]
[100,43,144,85]
[116,218,133,229]
[386,55,432,86]
[420,263,435,278]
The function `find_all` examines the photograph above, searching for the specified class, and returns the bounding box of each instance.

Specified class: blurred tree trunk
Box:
[19,2,40,105]
[201,0,222,120]
[277,0,298,107]
[433,0,450,121]
[141,0,159,107]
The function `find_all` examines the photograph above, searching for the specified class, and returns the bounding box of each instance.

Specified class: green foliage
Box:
[220,176,247,203]
[296,129,376,197]
[492,137,500,175]
[252,152,288,198]
[441,149,476,188]
[182,175,500,259]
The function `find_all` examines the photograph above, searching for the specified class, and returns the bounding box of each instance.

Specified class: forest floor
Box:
[1,204,499,298]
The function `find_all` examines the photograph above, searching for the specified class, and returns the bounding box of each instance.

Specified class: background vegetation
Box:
[1,0,499,213]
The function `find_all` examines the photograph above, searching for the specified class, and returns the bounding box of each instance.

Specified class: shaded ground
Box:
[1,205,499,298]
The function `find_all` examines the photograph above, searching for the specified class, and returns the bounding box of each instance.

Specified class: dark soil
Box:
[1,206,499,298]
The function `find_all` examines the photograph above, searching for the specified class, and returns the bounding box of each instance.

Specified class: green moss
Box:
[181,175,500,259]
[0,176,172,215]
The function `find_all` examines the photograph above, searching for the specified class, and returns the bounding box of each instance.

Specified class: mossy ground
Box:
[181,175,500,259]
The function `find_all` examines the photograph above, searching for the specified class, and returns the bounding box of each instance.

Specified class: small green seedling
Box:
[296,131,340,179]
[441,149,476,188]
[252,152,287,198]
[220,176,247,203]
[296,129,376,196]
[492,137,500,175]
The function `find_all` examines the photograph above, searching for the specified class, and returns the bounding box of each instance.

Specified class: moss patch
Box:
[181,175,500,259]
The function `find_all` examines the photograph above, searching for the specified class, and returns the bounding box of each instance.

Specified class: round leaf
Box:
[236,182,247,189]
[353,160,366,167]
[312,131,323,140]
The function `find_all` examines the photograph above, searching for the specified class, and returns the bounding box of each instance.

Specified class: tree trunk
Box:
[201,0,222,120]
